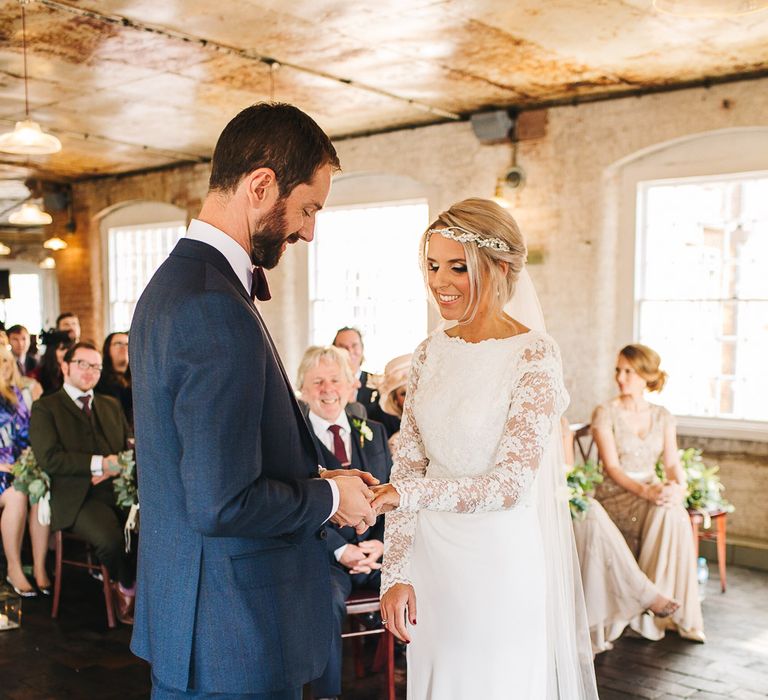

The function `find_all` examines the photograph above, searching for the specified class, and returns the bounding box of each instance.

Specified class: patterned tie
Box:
[250,266,272,302]
[328,424,349,466]
[78,395,92,417]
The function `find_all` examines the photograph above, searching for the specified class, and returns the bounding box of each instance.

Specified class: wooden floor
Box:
[0,563,765,699]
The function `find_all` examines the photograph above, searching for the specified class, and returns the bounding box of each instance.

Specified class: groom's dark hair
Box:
[209,102,340,196]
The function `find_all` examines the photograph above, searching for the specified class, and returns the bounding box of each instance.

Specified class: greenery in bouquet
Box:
[10,448,50,504]
[567,460,603,521]
[113,449,138,509]
[656,448,734,522]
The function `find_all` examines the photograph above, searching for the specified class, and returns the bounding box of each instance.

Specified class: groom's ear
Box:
[243,168,279,212]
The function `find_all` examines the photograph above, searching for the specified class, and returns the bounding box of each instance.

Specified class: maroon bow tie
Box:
[250,266,271,302]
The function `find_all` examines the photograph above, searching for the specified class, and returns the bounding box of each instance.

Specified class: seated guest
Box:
[8,325,37,377]
[56,312,81,343]
[368,353,411,447]
[95,332,132,427]
[0,346,52,596]
[297,345,392,700]
[29,341,135,624]
[562,416,678,654]
[332,326,381,410]
[592,344,704,643]
[36,330,74,396]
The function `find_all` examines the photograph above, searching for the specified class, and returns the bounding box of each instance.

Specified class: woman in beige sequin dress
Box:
[592,345,705,642]
[563,418,679,653]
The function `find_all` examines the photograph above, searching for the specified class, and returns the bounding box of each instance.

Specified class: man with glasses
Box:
[29,341,135,623]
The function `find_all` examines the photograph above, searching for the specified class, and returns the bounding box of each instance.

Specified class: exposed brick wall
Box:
[66,76,768,544]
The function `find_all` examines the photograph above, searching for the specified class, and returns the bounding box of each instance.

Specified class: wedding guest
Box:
[332,327,381,409]
[29,341,135,624]
[0,345,51,597]
[562,416,678,654]
[368,353,411,447]
[95,332,133,427]
[37,330,74,396]
[592,344,704,642]
[56,312,81,343]
[298,345,392,700]
[8,324,37,377]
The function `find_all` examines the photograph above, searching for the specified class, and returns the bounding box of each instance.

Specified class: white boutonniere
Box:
[350,417,374,448]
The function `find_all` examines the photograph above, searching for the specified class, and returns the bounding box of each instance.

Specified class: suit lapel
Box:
[57,390,91,426]
[172,239,321,469]
[348,421,369,471]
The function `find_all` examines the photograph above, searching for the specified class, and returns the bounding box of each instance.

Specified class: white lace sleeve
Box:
[381,339,430,595]
[393,336,567,514]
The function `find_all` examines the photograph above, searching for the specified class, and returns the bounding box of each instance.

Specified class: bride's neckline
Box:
[440,329,534,346]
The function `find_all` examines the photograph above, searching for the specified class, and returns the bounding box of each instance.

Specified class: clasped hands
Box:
[320,469,402,534]
[643,480,685,507]
[90,454,121,486]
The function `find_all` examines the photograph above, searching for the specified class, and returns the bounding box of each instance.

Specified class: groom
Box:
[130,103,377,699]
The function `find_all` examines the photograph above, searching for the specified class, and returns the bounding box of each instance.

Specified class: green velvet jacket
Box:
[29,389,131,531]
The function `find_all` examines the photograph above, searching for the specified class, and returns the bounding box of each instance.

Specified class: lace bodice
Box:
[591,400,674,482]
[381,329,569,594]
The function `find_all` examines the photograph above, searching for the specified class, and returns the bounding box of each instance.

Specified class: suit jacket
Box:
[306,409,392,555]
[129,238,334,694]
[29,390,130,532]
[356,370,380,408]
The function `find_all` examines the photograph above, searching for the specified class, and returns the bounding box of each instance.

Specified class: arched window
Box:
[99,201,187,334]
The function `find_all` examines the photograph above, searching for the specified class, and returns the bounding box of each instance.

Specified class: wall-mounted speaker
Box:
[0,270,10,300]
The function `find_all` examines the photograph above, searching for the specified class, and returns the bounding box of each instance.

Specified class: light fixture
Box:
[39,255,56,269]
[0,243,11,256]
[43,235,67,251]
[8,200,52,226]
[492,166,526,209]
[653,0,768,16]
[0,1,62,155]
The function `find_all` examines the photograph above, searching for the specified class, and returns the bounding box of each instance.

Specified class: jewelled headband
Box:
[427,226,512,253]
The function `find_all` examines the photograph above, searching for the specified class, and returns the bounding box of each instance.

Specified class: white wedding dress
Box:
[382,328,573,699]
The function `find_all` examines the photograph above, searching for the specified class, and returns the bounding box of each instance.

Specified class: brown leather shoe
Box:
[112,583,135,625]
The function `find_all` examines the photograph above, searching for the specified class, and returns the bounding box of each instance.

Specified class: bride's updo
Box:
[420,198,527,321]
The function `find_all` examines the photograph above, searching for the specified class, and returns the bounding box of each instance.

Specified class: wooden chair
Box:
[51,530,116,629]
[343,590,395,700]
[688,508,728,593]
[570,422,596,464]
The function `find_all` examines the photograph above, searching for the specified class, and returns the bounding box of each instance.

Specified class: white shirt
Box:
[62,382,102,476]
[184,219,339,520]
[308,410,354,561]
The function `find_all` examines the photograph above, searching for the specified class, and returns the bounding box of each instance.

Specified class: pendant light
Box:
[0,243,11,256]
[39,256,56,269]
[0,1,62,155]
[43,235,67,251]
[8,200,52,226]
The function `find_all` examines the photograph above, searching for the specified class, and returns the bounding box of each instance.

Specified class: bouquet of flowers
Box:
[567,460,603,521]
[11,448,50,504]
[113,449,137,509]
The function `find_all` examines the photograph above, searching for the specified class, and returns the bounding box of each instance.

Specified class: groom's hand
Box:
[321,468,380,486]
[330,475,376,534]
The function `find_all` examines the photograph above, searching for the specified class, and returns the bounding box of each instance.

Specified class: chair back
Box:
[570,422,596,464]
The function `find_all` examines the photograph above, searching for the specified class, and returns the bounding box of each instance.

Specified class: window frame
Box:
[616,128,768,440]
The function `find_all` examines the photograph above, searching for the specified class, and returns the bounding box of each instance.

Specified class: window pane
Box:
[637,175,768,422]
[107,222,185,332]
[4,274,43,333]
[310,202,429,372]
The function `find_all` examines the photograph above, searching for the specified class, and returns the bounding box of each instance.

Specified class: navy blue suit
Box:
[305,410,392,698]
[130,238,334,697]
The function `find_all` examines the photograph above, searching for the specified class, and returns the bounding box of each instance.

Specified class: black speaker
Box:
[0,270,9,300]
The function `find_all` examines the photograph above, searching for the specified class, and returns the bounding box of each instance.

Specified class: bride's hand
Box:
[370,483,401,514]
[380,583,417,643]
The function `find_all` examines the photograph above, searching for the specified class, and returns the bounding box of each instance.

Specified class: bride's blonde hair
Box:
[420,198,527,324]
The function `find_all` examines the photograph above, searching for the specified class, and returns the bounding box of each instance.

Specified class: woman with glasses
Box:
[96,332,133,427]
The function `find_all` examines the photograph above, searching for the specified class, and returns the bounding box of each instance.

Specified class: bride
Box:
[371,198,597,699]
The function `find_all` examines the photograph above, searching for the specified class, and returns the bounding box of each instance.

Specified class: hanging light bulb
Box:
[0,243,11,256]
[43,235,67,251]
[39,255,56,269]
[492,179,512,209]
[9,200,52,226]
[0,2,62,155]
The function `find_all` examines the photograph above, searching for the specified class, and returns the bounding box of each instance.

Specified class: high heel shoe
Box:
[36,580,53,596]
[5,576,38,598]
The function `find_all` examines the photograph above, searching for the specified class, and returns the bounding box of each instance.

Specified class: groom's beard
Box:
[250,198,299,270]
